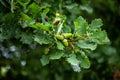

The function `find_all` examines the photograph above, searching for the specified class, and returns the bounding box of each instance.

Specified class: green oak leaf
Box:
[67,53,79,65]
[41,8,49,23]
[34,34,52,44]
[40,55,49,66]
[80,57,90,69]
[30,23,51,31]
[56,41,65,50]
[49,51,64,60]
[72,64,81,72]
[21,13,35,28]
[76,40,97,50]
[89,19,103,31]
[89,30,110,44]
[74,16,89,37]
[17,0,30,8]
[28,2,41,16]
[41,8,49,18]
[17,0,31,9]
[20,33,33,44]
[77,51,90,69]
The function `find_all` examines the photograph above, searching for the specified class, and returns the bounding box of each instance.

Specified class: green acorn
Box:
[64,33,73,38]
[63,39,68,46]
[56,13,60,16]
[56,34,64,40]
[44,48,50,54]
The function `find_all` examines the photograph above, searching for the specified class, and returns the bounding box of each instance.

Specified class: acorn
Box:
[56,13,60,16]
[62,39,68,46]
[64,33,73,38]
[44,48,50,54]
[56,34,64,40]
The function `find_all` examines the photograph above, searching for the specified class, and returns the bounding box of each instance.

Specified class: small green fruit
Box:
[56,13,60,16]
[1,67,8,77]
[63,39,68,46]
[56,34,64,40]
[44,48,50,54]
[64,33,73,38]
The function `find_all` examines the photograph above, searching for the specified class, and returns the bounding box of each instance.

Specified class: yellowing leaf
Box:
[30,23,51,31]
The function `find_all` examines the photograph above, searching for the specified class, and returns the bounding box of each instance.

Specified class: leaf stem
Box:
[57,20,64,34]
[11,0,14,13]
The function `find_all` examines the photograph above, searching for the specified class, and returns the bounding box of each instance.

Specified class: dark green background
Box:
[0,0,120,80]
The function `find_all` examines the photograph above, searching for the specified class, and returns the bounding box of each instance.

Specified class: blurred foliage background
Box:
[0,0,120,80]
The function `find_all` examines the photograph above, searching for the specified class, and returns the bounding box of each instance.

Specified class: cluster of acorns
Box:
[55,33,73,46]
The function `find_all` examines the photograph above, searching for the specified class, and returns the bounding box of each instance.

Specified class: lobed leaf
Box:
[20,33,33,44]
[17,0,30,8]
[74,16,89,37]
[89,30,110,44]
[89,19,103,31]
[72,64,81,72]
[56,41,65,50]
[76,40,97,50]
[28,2,41,16]
[40,55,49,66]
[49,51,64,60]
[30,23,51,31]
[80,57,90,69]
[21,13,35,28]
[34,34,52,44]
[67,53,79,65]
